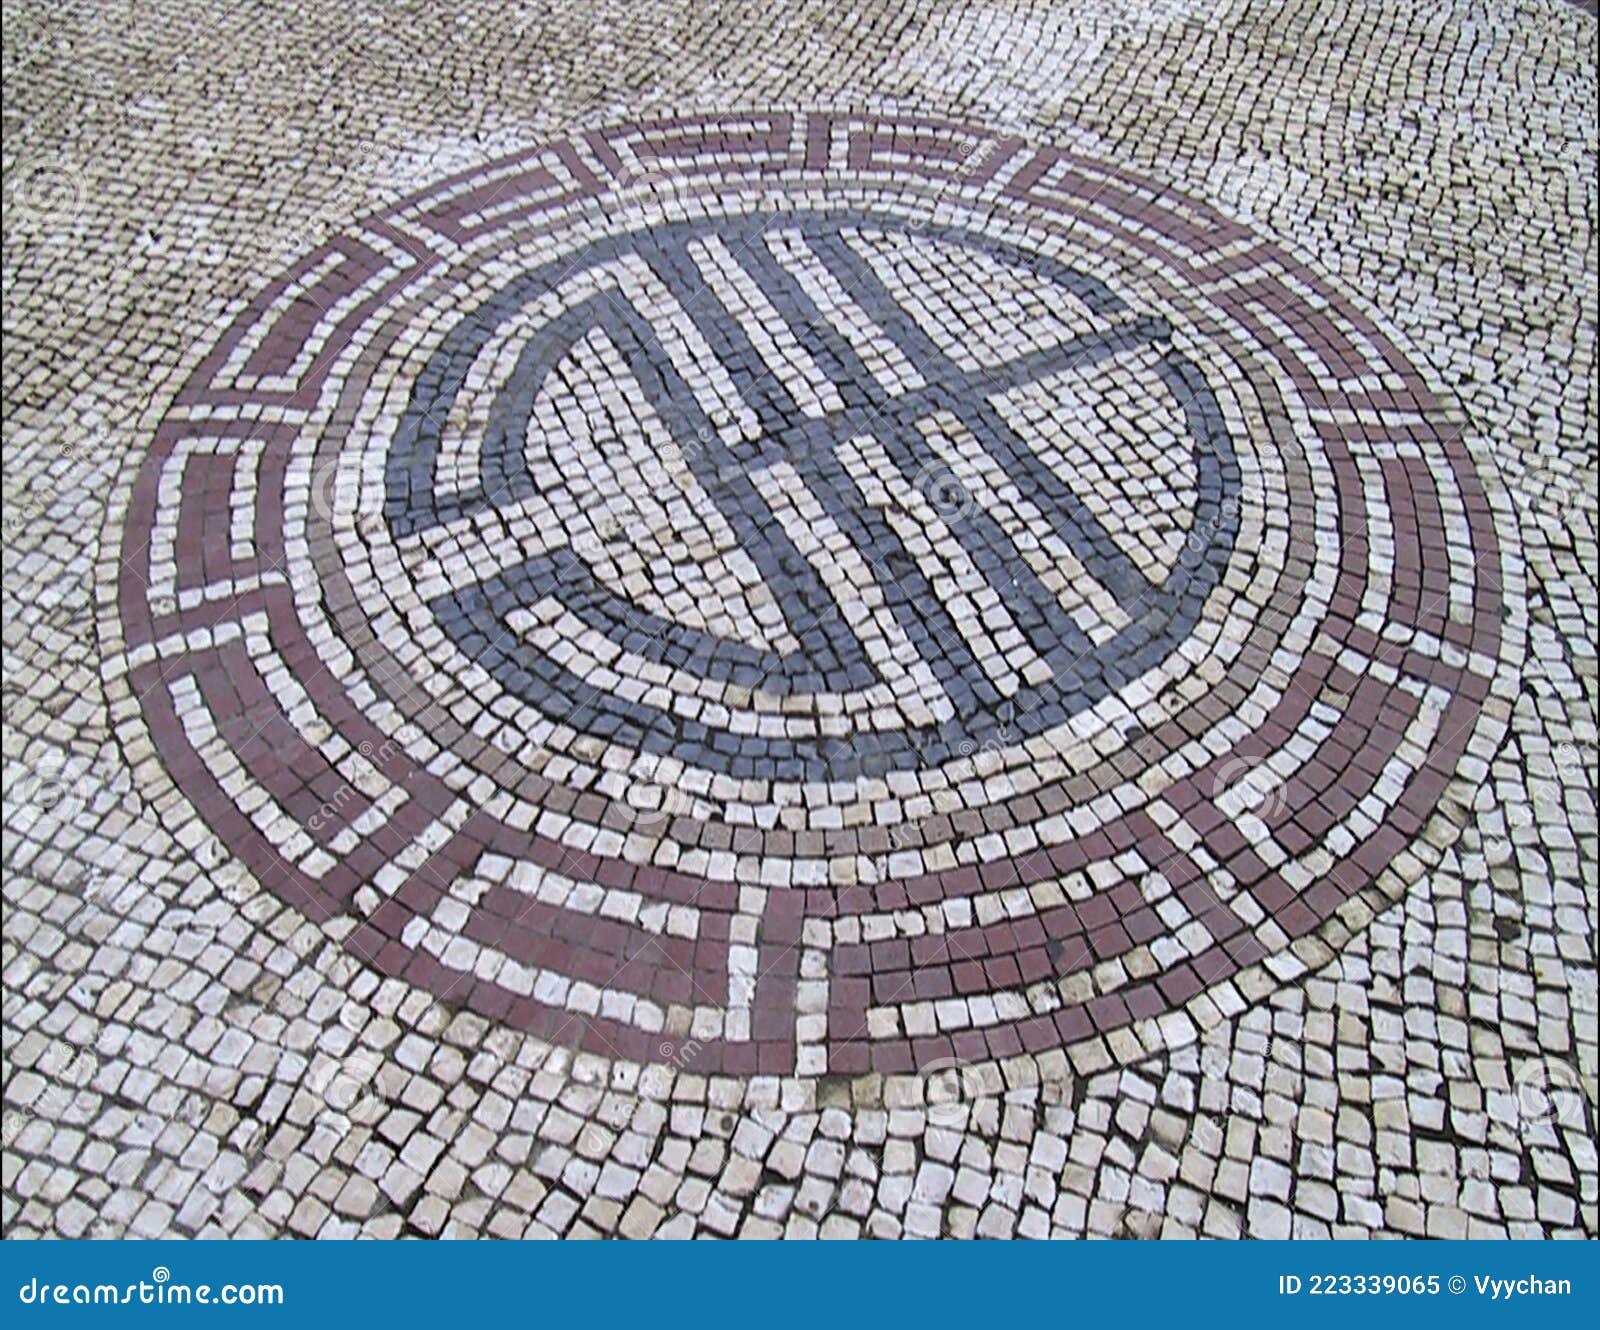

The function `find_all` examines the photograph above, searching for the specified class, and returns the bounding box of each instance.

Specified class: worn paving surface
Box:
[3,0,1597,1239]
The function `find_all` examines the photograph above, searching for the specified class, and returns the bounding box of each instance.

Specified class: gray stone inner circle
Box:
[382,211,1242,779]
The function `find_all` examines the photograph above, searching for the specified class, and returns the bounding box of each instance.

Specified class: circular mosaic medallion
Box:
[108,113,1512,1078]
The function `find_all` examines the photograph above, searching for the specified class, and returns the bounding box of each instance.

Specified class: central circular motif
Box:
[107,113,1512,1082]
[381,213,1240,780]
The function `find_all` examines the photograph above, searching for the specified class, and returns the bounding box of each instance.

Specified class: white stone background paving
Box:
[2,0,1596,1238]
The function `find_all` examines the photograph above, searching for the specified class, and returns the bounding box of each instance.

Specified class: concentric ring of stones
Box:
[106,112,1518,1081]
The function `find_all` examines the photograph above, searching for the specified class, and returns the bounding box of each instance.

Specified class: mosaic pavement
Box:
[3,0,1597,1240]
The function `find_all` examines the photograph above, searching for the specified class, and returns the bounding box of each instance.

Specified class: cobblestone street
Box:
[3,1,1596,1239]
